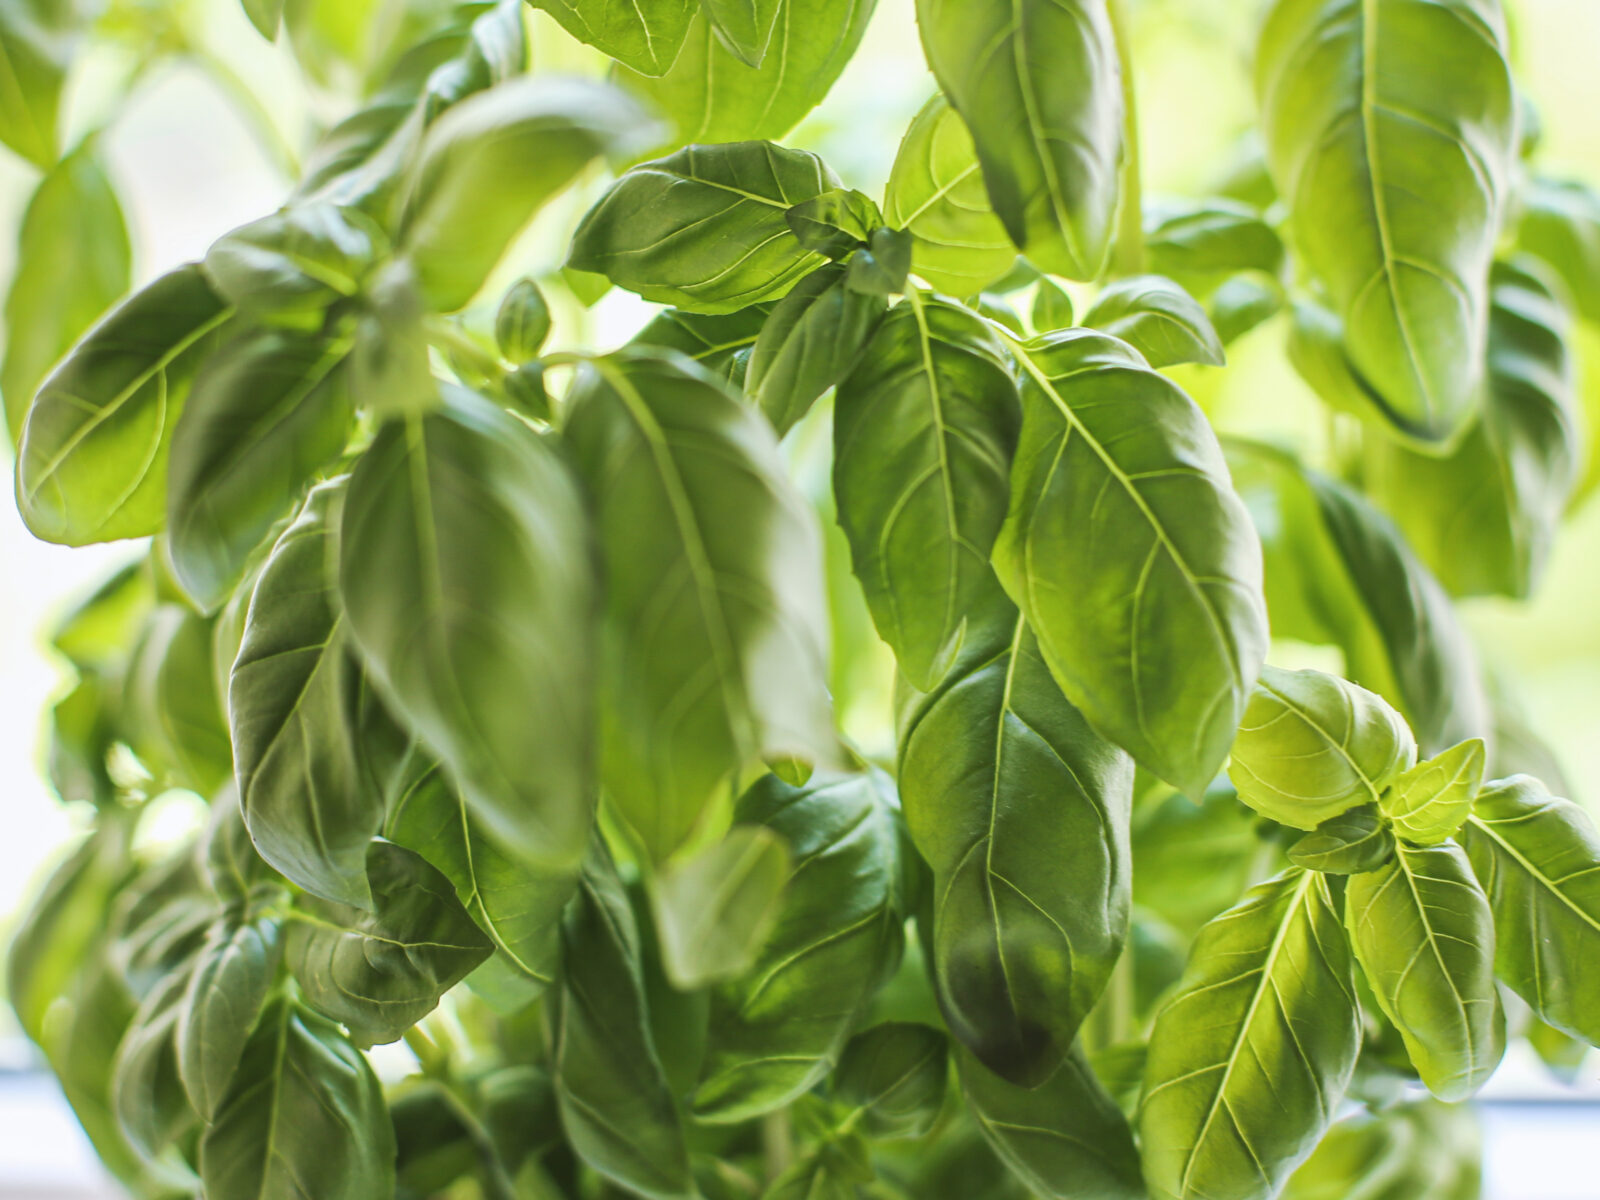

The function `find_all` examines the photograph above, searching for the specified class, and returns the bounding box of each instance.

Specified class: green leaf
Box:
[527,0,694,75]
[786,187,883,259]
[915,0,1122,280]
[1256,0,1518,442]
[1346,840,1505,1101]
[232,481,385,908]
[50,559,154,672]
[1209,273,1284,346]
[617,0,876,148]
[833,296,1017,690]
[242,0,285,37]
[494,277,552,364]
[1143,198,1287,285]
[202,204,384,330]
[1030,279,1074,334]
[387,760,574,990]
[632,302,773,386]
[1517,176,1600,324]
[398,77,661,311]
[992,330,1269,799]
[899,608,1132,1086]
[341,389,598,870]
[1082,275,1226,369]
[960,1045,1144,1200]
[286,839,492,1046]
[0,1,77,167]
[552,842,695,1200]
[845,226,913,296]
[749,261,888,436]
[1368,258,1581,599]
[1229,665,1416,831]
[563,348,833,861]
[1288,808,1394,875]
[1225,438,1492,756]
[650,826,791,989]
[125,604,233,796]
[1380,739,1485,845]
[1140,868,1361,1200]
[166,327,354,612]
[701,0,783,67]
[883,94,1016,298]
[175,913,281,1120]
[16,265,233,546]
[1462,776,1600,1046]
[200,995,396,1200]
[1283,1099,1483,1200]
[832,1022,948,1141]
[695,771,906,1123]
[569,142,839,313]
[1133,781,1267,937]
[2,144,130,445]
[111,970,196,1163]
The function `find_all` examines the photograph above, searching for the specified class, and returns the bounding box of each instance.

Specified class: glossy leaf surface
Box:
[650,825,791,989]
[1082,275,1226,369]
[202,204,383,329]
[832,1022,948,1141]
[1288,808,1394,875]
[526,0,695,76]
[1380,738,1484,845]
[175,914,281,1120]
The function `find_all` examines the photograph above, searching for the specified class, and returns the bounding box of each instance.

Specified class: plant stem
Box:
[762,1109,794,1183]
[403,1026,448,1077]
[1108,0,1145,278]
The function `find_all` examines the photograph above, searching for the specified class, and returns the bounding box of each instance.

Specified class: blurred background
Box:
[1,0,1597,1195]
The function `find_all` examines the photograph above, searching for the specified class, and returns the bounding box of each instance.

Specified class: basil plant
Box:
[5,1,1599,1198]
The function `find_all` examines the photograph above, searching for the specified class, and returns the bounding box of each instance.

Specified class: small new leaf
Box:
[1288,807,1394,875]
[1380,739,1486,846]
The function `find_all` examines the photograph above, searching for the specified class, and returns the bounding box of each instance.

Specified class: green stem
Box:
[1108,0,1145,278]
[403,1026,448,1077]
[762,1109,794,1183]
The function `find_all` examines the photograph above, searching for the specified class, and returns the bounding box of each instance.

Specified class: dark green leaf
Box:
[960,1045,1144,1200]
[1346,841,1504,1101]
[202,203,384,329]
[915,0,1122,280]
[552,842,695,1200]
[166,326,354,611]
[527,0,694,76]
[884,94,1016,298]
[833,295,1018,690]
[1380,738,1484,845]
[1517,176,1600,324]
[1462,775,1600,1046]
[569,141,839,313]
[749,261,888,436]
[701,0,783,67]
[111,970,196,1162]
[175,913,281,1120]
[16,265,233,545]
[1256,0,1518,442]
[1082,275,1225,368]
[287,839,492,1046]
[993,331,1269,799]
[1289,808,1394,875]
[631,302,773,386]
[1229,665,1416,830]
[564,348,833,861]
[695,771,905,1122]
[3,144,130,444]
[342,389,598,870]
[786,187,883,259]
[845,227,913,296]
[832,1022,948,1141]
[618,0,876,148]
[398,77,662,310]
[200,995,396,1200]
[495,277,552,363]
[899,608,1132,1085]
[1141,869,1360,1200]
[650,825,791,989]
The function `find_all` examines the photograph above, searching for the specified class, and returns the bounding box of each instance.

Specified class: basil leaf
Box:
[200,995,396,1200]
[175,912,281,1120]
[1143,198,1287,285]
[832,1022,949,1141]
[1030,279,1074,334]
[1229,665,1417,831]
[2,144,130,444]
[701,0,783,67]
[632,302,773,386]
[915,0,1122,280]
[166,327,354,612]
[834,295,1019,690]
[1283,1099,1483,1200]
[111,969,196,1162]
[564,349,833,861]
[341,389,598,870]
[1518,176,1600,323]
[1082,275,1226,369]
[845,226,913,296]
[1256,0,1518,442]
[125,604,233,796]
[242,0,284,37]
[1346,840,1505,1101]
[1141,868,1360,1200]
[618,0,876,147]
[787,187,883,259]
[749,261,888,436]
[569,142,839,313]
[17,265,233,546]
[398,77,661,311]
[1368,258,1581,599]
[899,608,1133,1086]
[232,482,385,908]
[286,839,492,1046]
[695,771,906,1123]
[960,1045,1143,1200]
[0,0,75,167]
[884,94,1016,298]
[993,331,1269,799]
[1462,775,1600,1046]
[1209,273,1284,346]
[387,761,573,990]
[552,841,695,1200]
[1133,781,1267,937]
[202,204,384,330]
[1225,438,1492,755]
[525,0,695,76]
[494,277,552,364]
[1288,808,1395,875]
[1380,738,1485,846]
[650,825,791,989]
